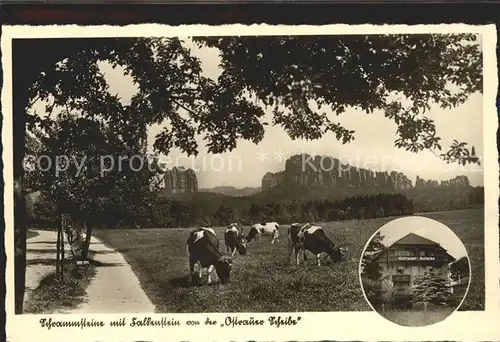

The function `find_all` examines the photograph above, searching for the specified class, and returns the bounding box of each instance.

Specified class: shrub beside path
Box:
[25,229,156,314]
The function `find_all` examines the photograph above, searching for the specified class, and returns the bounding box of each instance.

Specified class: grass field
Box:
[380,306,456,327]
[94,208,484,313]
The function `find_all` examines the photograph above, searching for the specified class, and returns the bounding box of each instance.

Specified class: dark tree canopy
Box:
[26,113,159,224]
[194,34,482,163]
[17,37,266,158]
[18,34,482,163]
[361,231,386,308]
[450,256,470,281]
[365,232,385,253]
[361,231,385,278]
[215,205,238,225]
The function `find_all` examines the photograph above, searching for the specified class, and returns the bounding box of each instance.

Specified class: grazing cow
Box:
[288,223,343,266]
[224,223,247,257]
[186,227,233,285]
[246,222,280,244]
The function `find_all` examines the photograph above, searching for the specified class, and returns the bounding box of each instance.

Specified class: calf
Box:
[246,222,280,244]
[224,223,247,257]
[288,223,343,266]
[186,227,233,285]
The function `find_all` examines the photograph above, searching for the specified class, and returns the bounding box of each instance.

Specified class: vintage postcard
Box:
[2,23,499,341]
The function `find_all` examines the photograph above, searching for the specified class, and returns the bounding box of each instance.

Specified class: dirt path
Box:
[25,229,156,313]
[68,234,156,313]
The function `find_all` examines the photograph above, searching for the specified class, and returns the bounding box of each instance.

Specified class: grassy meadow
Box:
[93,208,484,313]
[379,305,456,327]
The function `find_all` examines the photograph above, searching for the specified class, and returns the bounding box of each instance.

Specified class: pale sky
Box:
[377,216,469,260]
[34,36,485,189]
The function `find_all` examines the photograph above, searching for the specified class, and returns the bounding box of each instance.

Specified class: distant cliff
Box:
[262,171,286,192]
[415,175,470,189]
[200,186,261,197]
[164,167,198,194]
[261,154,471,192]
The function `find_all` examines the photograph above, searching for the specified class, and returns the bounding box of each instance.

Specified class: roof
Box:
[392,233,439,246]
[451,276,470,287]
[369,233,456,263]
[446,253,456,262]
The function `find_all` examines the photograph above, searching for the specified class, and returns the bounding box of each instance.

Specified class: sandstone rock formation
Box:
[262,171,285,191]
[262,154,412,191]
[440,175,471,188]
[164,167,198,194]
[415,176,439,189]
[262,153,471,192]
[414,175,470,189]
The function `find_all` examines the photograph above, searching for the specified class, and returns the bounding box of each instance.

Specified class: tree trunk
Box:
[56,214,61,277]
[82,221,92,259]
[73,217,82,244]
[14,176,26,314]
[13,41,36,314]
[13,103,27,314]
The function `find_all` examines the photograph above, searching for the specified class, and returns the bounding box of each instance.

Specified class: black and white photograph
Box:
[2,24,498,341]
[359,216,472,327]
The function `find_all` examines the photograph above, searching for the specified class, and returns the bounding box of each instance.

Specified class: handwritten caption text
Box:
[39,316,302,330]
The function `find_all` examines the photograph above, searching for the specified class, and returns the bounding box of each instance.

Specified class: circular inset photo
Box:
[359,216,471,327]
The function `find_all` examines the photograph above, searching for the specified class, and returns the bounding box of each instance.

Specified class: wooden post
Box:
[60,214,65,279]
[56,213,61,278]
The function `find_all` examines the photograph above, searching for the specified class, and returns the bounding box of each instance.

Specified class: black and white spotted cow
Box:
[224,223,247,257]
[186,227,233,285]
[246,222,280,244]
[287,223,344,266]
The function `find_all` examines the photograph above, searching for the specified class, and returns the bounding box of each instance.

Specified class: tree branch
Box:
[28,95,41,108]
[171,98,200,120]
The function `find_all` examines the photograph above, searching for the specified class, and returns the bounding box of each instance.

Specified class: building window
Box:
[395,250,413,256]
[411,266,418,275]
[419,250,425,256]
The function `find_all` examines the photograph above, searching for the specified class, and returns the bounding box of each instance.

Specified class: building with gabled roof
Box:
[392,233,440,246]
[371,233,456,296]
